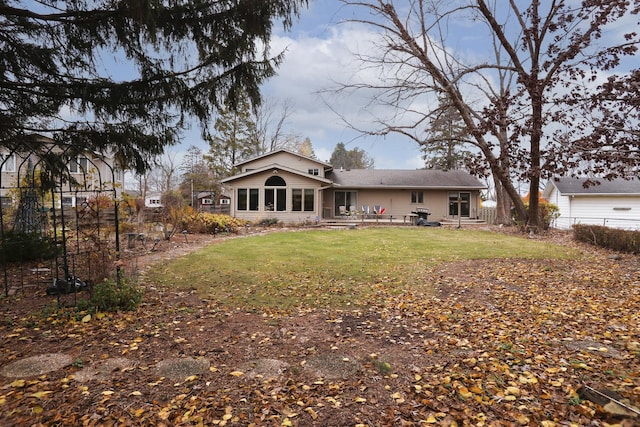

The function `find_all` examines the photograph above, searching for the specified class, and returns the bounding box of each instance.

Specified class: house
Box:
[542,177,640,230]
[144,193,163,208]
[195,191,230,213]
[220,150,486,224]
[1,134,124,208]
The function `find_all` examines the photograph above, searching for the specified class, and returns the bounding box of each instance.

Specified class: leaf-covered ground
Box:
[0,228,639,426]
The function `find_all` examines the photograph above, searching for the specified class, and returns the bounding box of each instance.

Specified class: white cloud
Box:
[263,23,427,169]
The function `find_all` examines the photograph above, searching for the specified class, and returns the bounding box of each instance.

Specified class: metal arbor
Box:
[0,138,122,301]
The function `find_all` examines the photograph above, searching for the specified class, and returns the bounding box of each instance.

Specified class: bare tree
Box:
[337,0,640,231]
[150,152,180,193]
[253,98,305,153]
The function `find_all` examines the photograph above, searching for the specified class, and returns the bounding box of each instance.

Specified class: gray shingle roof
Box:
[551,177,640,195]
[328,169,485,189]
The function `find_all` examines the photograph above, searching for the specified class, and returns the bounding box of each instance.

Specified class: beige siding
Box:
[226,169,324,223]
[324,189,482,220]
[242,152,327,178]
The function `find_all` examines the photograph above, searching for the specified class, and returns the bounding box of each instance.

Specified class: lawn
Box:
[147,228,576,309]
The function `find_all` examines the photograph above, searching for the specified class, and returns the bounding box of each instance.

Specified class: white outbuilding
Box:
[543,177,640,230]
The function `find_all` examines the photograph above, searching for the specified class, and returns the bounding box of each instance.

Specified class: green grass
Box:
[146,228,575,310]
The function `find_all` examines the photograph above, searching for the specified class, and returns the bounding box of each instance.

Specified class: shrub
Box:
[179,212,246,234]
[257,217,280,226]
[80,279,143,313]
[0,231,60,262]
[516,201,560,230]
[573,224,640,254]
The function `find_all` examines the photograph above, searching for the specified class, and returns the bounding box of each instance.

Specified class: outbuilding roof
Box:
[328,168,485,189]
[547,177,640,196]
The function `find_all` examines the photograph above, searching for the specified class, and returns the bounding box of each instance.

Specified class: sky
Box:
[163,0,639,174]
[177,0,427,169]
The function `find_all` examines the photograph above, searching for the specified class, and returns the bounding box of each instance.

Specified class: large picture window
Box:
[292,189,315,212]
[237,188,259,211]
[265,175,286,211]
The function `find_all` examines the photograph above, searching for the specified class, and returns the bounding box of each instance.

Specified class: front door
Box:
[449,192,470,217]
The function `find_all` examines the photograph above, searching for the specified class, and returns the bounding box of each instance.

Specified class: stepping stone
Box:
[1,353,74,378]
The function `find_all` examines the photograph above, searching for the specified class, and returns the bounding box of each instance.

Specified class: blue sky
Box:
[178,0,427,169]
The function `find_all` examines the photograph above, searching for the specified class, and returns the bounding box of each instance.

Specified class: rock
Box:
[1,353,74,378]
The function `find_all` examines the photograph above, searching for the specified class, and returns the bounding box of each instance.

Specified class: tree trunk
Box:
[494,179,512,225]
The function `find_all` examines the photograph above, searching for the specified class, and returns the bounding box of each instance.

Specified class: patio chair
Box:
[374,205,386,215]
[349,205,356,216]
[339,205,347,216]
[361,205,370,218]
[373,205,386,222]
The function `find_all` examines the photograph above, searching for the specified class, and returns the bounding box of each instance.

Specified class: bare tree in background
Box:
[254,98,300,152]
[150,152,180,194]
[337,0,640,231]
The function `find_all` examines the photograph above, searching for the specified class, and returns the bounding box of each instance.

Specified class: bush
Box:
[80,279,143,313]
[0,231,60,262]
[179,212,246,234]
[257,217,280,226]
[573,224,640,254]
[516,201,560,230]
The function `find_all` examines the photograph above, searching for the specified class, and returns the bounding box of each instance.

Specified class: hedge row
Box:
[573,224,640,254]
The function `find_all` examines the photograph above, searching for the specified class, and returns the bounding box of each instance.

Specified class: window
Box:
[220,198,230,205]
[62,196,74,207]
[292,189,302,211]
[308,168,319,176]
[265,188,286,211]
[249,189,259,211]
[304,189,314,211]
[113,167,124,182]
[237,188,258,211]
[237,189,247,210]
[411,191,424,204]
[1,196,12,208]
[201,198,213,205]
[292,189,315,212]
[265,176,286,211]
[0,153,16,172]
[69,156,88,174]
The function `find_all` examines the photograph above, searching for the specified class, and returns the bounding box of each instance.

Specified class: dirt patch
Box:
[155,357,210,381]
[74,357,137,382]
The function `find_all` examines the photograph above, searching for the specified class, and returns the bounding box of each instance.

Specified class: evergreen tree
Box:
[206,99,259,178]
[329,143,374,169]
[422,101,472,170]
[0,1,308,173]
